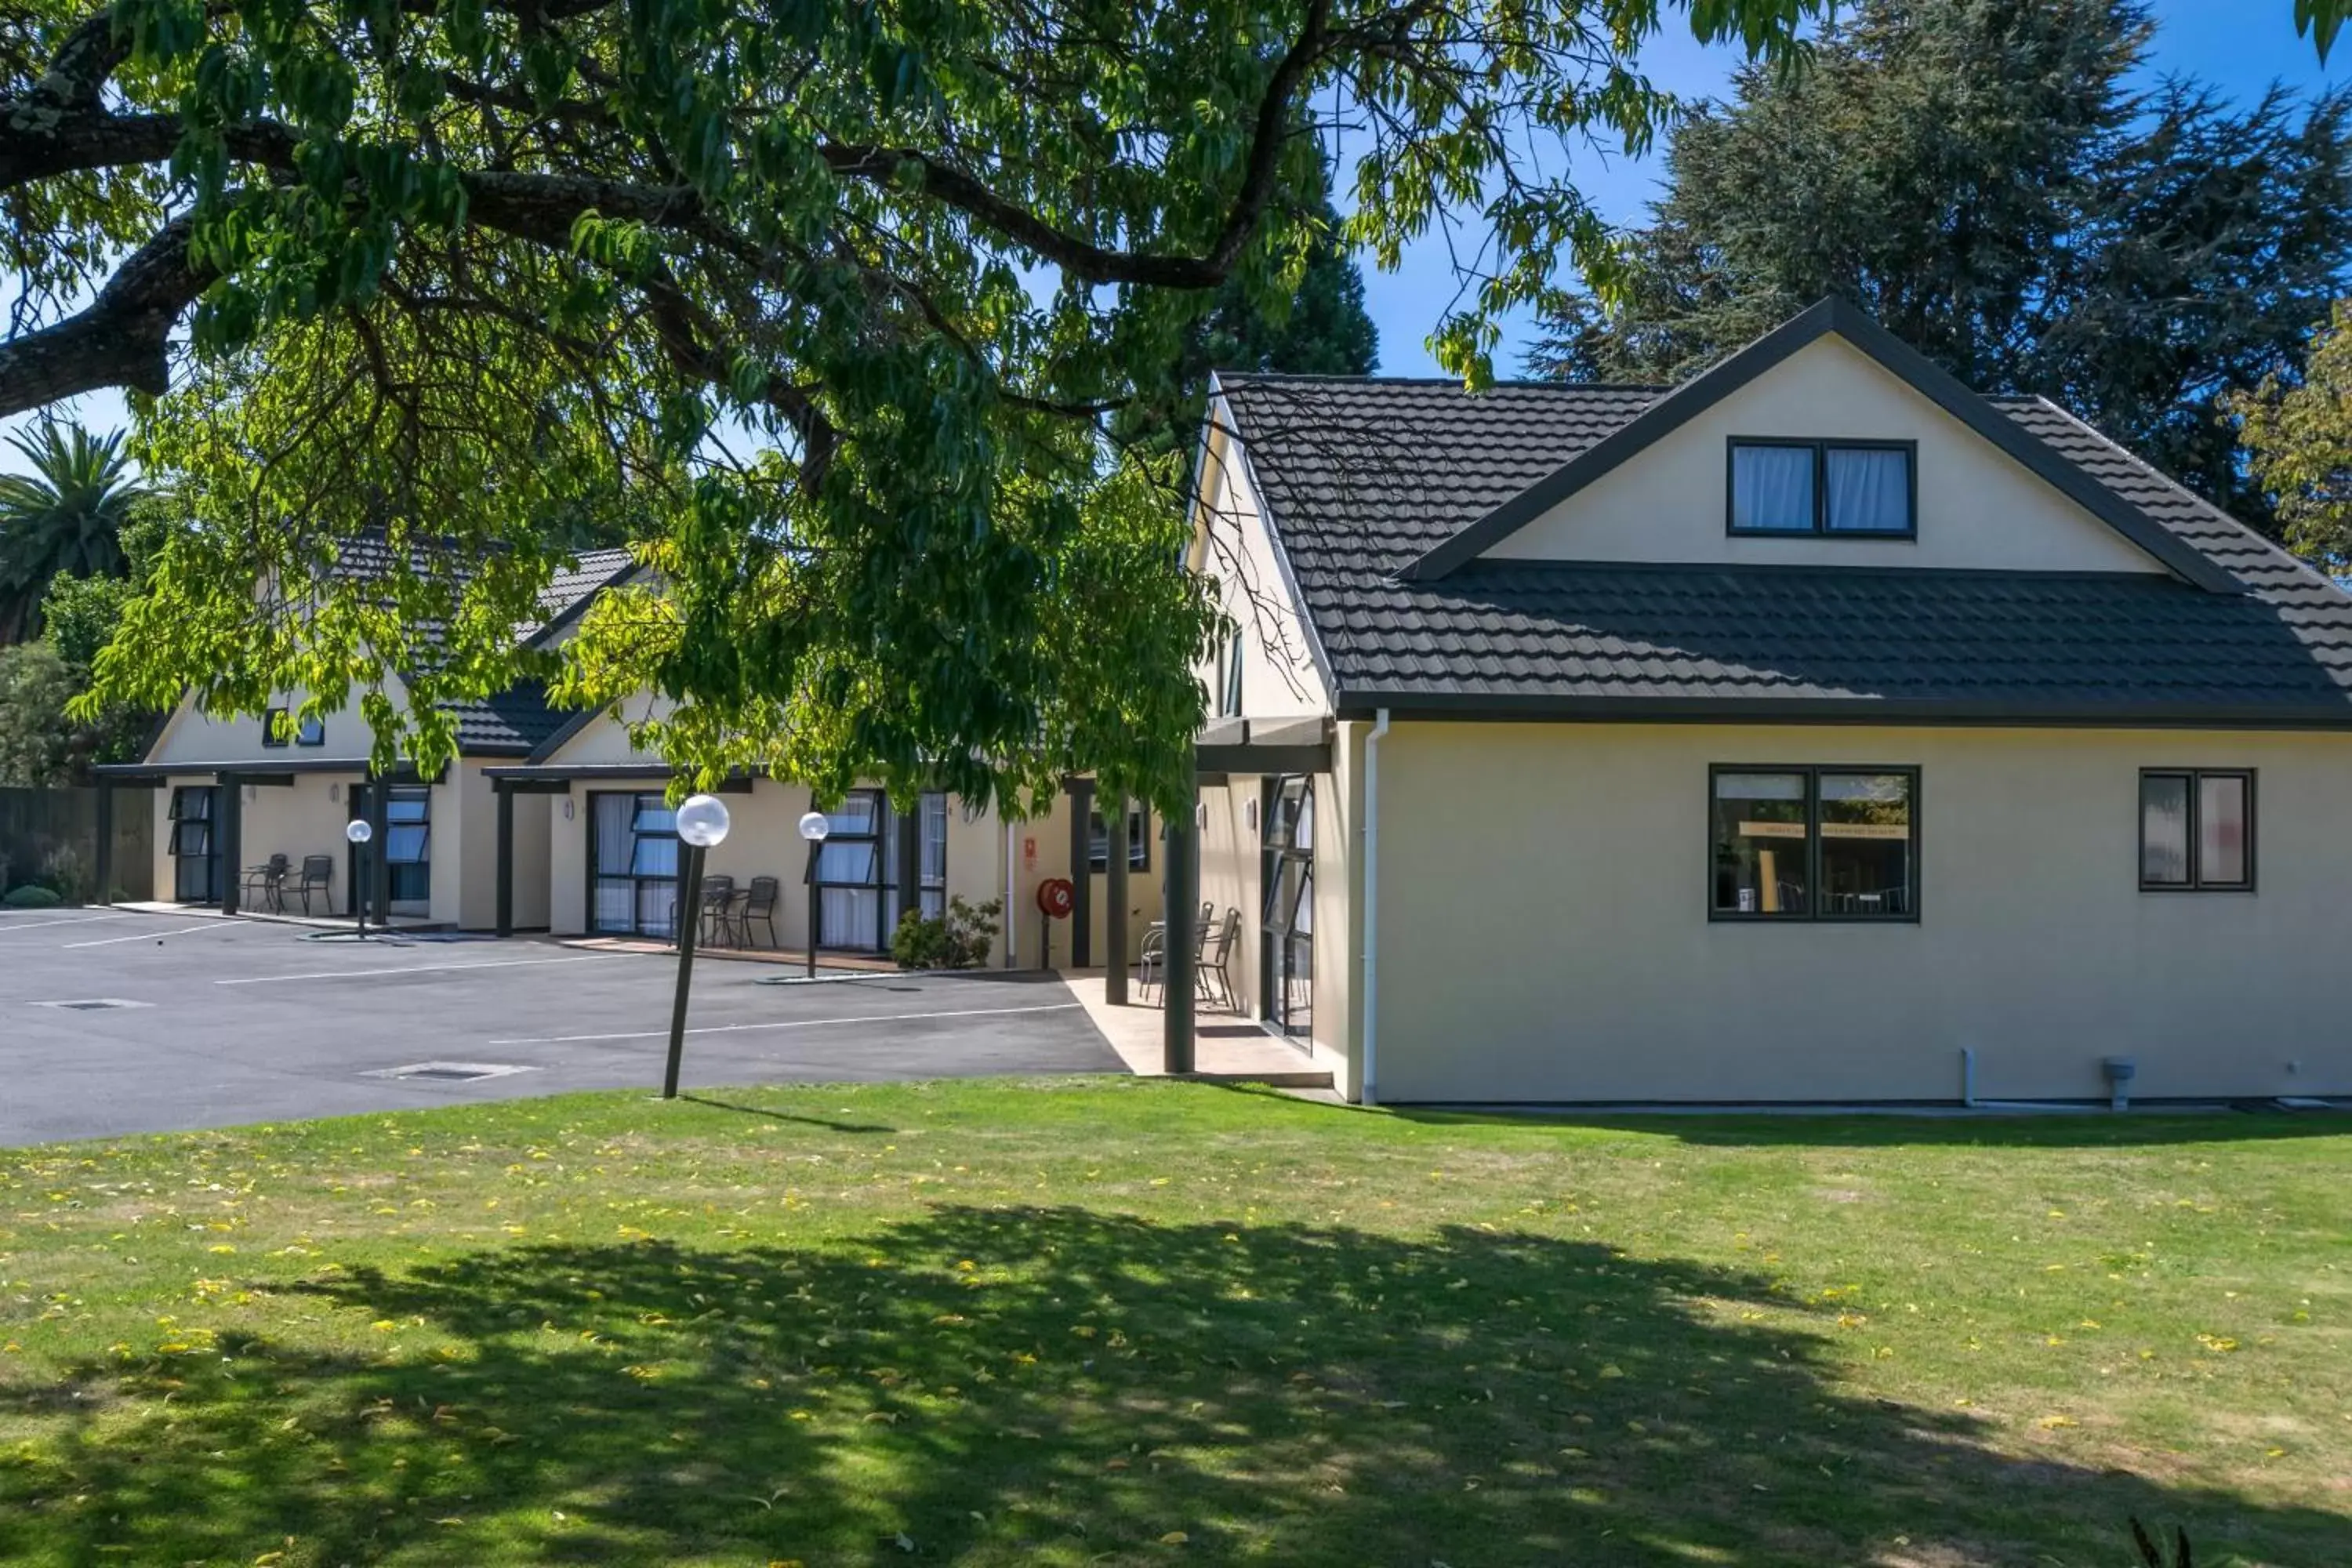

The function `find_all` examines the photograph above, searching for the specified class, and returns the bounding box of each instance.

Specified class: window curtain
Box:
[920,793,948,918]
[591,795,638,932]
[2141,775,2190,884]
[1825,448,1910,532]
[1732,445,1815,531]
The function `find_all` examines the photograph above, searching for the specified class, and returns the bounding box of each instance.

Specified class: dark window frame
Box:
[295,713,325,746]
[1217,630,1243,717]
[260,706,290,749]
[2139,768,2256,893]
[587,789,679,938]
[1087,804,1152,873]
[1708,763,1922,924]
[815,787,890,950]
[1726,437,1919,539]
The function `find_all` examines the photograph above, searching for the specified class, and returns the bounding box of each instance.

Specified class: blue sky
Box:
[1362,0,2352,375]
[3,0,2345,469]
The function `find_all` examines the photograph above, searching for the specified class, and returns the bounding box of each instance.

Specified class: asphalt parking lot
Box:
[0,907,1124,1145]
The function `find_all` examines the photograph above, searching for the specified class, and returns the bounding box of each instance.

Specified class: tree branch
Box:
[0,214,209,417]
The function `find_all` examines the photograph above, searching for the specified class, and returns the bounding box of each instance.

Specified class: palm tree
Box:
[0,421,150,642]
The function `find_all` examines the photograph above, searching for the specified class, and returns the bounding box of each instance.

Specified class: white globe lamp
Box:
[343,818,373,939]
[797,809,831,978]
[676,793,732,848]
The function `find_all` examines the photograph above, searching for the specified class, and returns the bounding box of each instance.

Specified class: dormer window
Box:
[1729,439,1915,537]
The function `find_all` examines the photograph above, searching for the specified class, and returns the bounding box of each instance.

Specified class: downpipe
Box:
[1360,708,1392,1106]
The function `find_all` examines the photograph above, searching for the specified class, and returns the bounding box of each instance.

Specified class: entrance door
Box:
[816,789,888,950]
[350,784,433,917]
[589,792,680,938]
[168,785,220,903]
[1261,776,1314,1037]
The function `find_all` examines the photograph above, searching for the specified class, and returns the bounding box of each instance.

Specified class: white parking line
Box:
[0,913,140,935]
[485,1000,1082,1047]
[63,922,239,949]
[215,954,609,986]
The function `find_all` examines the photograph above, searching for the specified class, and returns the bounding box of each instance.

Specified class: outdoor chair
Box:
[241,854,290,913]
[1198,907,1242,1011]
[1137,899,1214,988]
[1138,905,1237,1008]
[739,876,782,949]
[286,855,334,916]
[672,876,738,946]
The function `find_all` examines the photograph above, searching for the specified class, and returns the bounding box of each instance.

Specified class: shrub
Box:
[2,884,62,909]
[891,895,1003,970]
[37,844,87,904]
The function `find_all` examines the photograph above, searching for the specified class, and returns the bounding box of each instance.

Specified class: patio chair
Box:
[1198,907,1242,1012]
[240,854,290,913]
[739,876,782,948]
[1138,906,1236,1007]
[672,875,738,946]
[285,855,334,916]
[1138,900,1214,985]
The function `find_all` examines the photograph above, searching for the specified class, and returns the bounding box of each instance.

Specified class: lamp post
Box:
[798,808,831,980]
[343,818,373,941]
[662,793,732,1100]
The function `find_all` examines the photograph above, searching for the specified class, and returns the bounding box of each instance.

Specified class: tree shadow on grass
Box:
[2,1207,2340,1566]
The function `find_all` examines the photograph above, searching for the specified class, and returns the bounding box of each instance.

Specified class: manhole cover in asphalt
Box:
[31,998,151,1011]
[365,1062,535,1083]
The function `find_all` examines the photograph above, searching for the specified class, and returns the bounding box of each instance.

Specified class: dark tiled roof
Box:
[444,679,576,754]
[526,549,636,641]
[1214,376,2352,723]
[322,539,636,754]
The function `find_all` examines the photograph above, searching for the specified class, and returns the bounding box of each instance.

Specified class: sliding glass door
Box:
[349,784,432,916]
[918,792,948,919]
[816,789,887,950]
[1261,776,1314,1038]
[590,792,680,938]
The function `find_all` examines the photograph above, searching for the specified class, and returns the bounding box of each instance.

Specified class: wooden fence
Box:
[0,785,153,902]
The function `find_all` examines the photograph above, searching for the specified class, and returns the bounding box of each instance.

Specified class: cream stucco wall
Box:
[509,791,552,929]
[149,683,398,766]
[535,716,1030,964]
[1367,720,2352,1104]
[1485,338,2168,575]
[144,684,554,930]
[1192,414,1333,719]
[147,772,360,914]
[1192,727,1359,1085]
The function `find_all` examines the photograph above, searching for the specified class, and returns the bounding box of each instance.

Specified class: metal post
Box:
[368,779,391,928]
[662,841,706,1099]
[93,778,114,906]
[1104,795,1129,1005]
[217,775,243,916]
[494,782,515,938]
[804,837,821,980]
[1064,777,1094,968]
[1163,762,1198,1075]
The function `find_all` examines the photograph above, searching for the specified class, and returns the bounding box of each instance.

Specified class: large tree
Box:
[0,419,148,641]
[1529,0,2352,532]
[2234,299,2352,570]
[1,0,1817,812]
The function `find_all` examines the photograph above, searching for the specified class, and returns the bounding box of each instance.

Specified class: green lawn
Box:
[2,1081,2347,1566]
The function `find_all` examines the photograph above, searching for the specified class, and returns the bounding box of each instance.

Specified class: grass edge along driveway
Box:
[2,1078,2347,1566]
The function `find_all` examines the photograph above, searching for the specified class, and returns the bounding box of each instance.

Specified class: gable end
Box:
[1401,298,2243,595]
